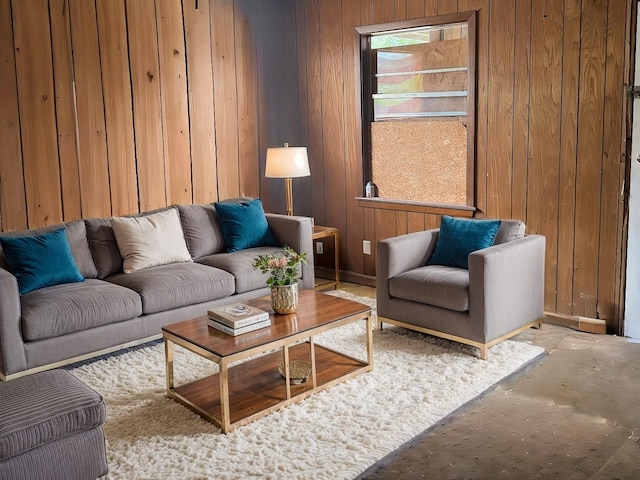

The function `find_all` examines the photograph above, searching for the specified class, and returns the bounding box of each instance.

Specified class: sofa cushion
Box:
[493,219,526,245]
[0,369,105,461]
[0,220,97,279]
[390,265,470,312]
[197,246,285,294]
[0,229,85,295]
[106,262,235,315]
[427,216,501,269]
[176,204,226,259]
[20,279,142,341]
[214,198,278,252]
[111,209,192,273]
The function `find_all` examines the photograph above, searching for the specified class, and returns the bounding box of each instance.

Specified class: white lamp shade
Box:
[265,145,310,178]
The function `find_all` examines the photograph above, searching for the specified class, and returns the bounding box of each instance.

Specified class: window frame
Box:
[356,11,477,210]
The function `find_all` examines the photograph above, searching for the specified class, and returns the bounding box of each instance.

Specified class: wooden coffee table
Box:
[162,290,373,433]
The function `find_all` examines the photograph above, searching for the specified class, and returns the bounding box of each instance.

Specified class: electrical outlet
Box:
[363,240,371,255]
[316,241,324,255]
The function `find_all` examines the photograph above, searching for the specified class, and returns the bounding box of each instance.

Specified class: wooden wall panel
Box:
[0,0,26,231]
[12,0,63,227]
[296,0,313,216]
[50,0,81,221]
[183,0,218,204]
[69,0,111,219]
[211,0,240,200]
[96,0,138,216]
[126,0,166,211]
[406,0,424,19]
[438,0,458,16]
[573,0,608,319]
[424,0,437,17]
[156,0,192,206]
[487,3,514,219]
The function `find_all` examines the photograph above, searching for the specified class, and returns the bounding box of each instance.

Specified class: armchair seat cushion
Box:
[389,265,469,312]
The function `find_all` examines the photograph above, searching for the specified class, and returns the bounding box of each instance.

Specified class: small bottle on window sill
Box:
[365,181,378,198]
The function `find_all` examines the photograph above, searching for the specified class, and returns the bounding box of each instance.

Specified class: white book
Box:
[207,303,269,329]
[206,317,272,336]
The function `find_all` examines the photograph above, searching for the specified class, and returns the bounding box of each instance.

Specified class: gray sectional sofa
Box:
[0,202,314,381]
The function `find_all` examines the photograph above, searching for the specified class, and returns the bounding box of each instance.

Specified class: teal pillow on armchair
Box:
[427,216,501,269]
[0,228,84,294]
[214,198,278,252]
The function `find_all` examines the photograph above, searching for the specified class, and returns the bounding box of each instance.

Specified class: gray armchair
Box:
[376,220,545,359]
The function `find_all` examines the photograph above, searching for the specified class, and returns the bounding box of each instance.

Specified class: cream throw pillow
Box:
[111,209,192,273]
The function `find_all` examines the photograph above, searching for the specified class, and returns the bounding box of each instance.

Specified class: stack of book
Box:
[206,303,271,336]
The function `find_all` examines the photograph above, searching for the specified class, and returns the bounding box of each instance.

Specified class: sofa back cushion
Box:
[493,220,526,245]
[0,220,97,280]
[176,204,226,259]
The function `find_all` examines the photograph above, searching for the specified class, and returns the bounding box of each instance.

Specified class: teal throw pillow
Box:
[0,228,84,294]
[427,216,501,269]
[214,198,278,252]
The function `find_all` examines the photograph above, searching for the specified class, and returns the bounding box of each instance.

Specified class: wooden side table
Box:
[312,226,339,290]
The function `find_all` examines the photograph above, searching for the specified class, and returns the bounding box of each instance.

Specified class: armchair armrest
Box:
[468,234,546,341]
[0,267,26,379]
[266,214,315,290]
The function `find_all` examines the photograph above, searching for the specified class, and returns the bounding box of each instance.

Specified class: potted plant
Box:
[252,246,308,314]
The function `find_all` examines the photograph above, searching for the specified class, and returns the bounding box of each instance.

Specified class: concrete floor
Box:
[338,283,640,480]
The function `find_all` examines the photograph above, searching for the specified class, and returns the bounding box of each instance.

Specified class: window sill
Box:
[355,197,476,217]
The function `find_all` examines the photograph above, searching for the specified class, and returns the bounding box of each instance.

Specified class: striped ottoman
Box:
[0,370,107,480]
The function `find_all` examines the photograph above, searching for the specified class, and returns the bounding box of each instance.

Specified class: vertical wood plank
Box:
[320,0,348,267]
[96,0,138,216]
[156,0,192,205]
[512,0,531,223]
[425,213,440,230]
[424,0,437,17]
[395,211,408,235]
[406,0,424,19]
[126,0,166,211]
[458,0,488,216]
[50,0,81,222]
[361,0,372,25]
[437,0,458,15]
[12,0,63,227]
[407,212,425,233]
[597,0,624,322]
[306,0,326,225]
[0,0,26,230]
[573,0,607,318]
[371,0,395,23]
[374,210,397,276]
[556,0,581,315]
[183,0,218,204]
[211,0,240,200]
[69,0,111,219]
[395,0,406,20]
[363,206,375,276]
[343,0,365,273]
[234,1,259,199]
[528,0,563,312]
[487,2,514,219]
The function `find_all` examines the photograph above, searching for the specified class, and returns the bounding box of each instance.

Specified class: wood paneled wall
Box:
[295,0,632,332]
[0,0,300,229]
[0,0,633,332]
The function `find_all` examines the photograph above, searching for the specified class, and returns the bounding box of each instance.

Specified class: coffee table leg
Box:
[309,337,317,388]
[219,360,231,432]
[283,346,291,400]
[367,314,374,366]
[164,338,174,391]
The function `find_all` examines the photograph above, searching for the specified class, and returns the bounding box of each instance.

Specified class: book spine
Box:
[207,318,271,336]
[208,311,270,329]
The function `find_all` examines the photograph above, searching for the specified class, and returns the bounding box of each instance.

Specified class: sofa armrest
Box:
[0,267,26,378]
[266,214,315,290]
[468,234,546,341]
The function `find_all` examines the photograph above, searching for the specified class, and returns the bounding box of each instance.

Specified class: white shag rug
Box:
[69,291,544,480]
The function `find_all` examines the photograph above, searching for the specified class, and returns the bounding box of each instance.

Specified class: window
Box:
[357,12,476,208]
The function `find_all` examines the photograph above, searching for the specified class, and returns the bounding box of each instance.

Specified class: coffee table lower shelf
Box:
[167,342,371,432]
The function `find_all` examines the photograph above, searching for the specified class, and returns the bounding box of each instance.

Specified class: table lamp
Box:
[265,143,310,215]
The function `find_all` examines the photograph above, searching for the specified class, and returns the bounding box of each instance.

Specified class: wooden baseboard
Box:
[544,312,607,334]
[338,271,376,287]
